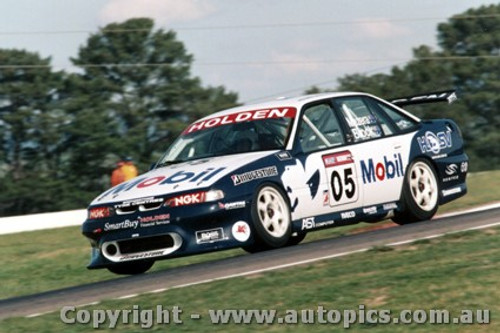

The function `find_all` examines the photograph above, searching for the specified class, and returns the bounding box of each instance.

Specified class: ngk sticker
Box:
[167,192,206,207]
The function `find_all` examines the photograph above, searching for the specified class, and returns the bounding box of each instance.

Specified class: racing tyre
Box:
[106,260,154,275]
[286,232,307,246]
[246,184,292,251]
[393,158,439,224]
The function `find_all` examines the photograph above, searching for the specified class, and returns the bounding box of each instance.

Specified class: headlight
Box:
[166,189,225,207]
[204,189,225,201]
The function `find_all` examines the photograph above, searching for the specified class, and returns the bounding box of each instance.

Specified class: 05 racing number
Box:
[330,168,356,201]
[322,151,359,206]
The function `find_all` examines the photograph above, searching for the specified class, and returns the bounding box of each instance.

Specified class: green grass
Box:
[0,170,498,300]
[436,170,500,213]
[2,227,499,332]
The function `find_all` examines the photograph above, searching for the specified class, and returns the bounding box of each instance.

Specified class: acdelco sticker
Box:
[183,108,296,134]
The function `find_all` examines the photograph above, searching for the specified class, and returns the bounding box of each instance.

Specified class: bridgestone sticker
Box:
[231,166,278,186]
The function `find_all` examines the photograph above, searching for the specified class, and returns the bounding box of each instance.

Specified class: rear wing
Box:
[389,90,457,107]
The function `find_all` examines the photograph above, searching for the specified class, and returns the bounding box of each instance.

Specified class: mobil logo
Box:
[98,167,226,199]
[360,153,404,184]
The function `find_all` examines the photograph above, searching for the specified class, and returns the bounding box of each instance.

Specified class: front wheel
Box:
[393,159,439,225]
[249,184,292,250]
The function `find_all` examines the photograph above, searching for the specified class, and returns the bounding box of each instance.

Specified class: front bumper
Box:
[82,200,252,269]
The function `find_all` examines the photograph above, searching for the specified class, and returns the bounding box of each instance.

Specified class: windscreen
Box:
[157,107,296,165]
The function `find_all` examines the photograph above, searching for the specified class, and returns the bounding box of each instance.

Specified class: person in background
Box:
[110,160,125,187]
[121,156,138,181]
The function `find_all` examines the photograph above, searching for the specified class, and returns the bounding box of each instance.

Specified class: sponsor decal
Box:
[275,151,292,161]
[383,202,398,210]
[232,221,251,242]
[139,214,170,223]
[443,175,459,183]
[442,187,462,197]
[363,206,378,215]
[417,130,452,154]
[138,214,171,227]
[431,153,448,160]
[340,210,356,219]
[218,201,246,210]
[115,197,163,209]
[302,217,334,230]
[231,166,278,185]
[322,151,353,168]
[323,190,329,206]
[119,250,166,261]
[195,228,226,244]
[301,217,315,230]
[391,91,457,105]
[443,164,460,182]
[460,161,468,173]
[445,164,458,176]
[104,219,139,231]
[98,167,226,200]
[183,108,296,134]
[167,192,206,207]
[89,207,112,219]
[315,220,335,228]
[360,153,404,184]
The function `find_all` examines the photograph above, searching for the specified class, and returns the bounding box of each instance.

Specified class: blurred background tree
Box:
[67,18,237,199]
[0,50,71,214]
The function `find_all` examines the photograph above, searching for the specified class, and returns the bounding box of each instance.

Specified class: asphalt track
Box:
[1,206,499,320]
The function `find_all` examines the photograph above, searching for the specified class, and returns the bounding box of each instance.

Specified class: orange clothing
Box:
[111,162,125,187]
[122,162,138,181]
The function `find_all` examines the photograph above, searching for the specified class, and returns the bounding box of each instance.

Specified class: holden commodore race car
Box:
[82,90,468,274]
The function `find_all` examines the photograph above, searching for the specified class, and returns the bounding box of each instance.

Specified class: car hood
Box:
[91,151,278,205]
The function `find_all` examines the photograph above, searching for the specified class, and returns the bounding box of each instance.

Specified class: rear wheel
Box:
[244,184,292,252]
[393,159,439,224]
[107,260,154,275]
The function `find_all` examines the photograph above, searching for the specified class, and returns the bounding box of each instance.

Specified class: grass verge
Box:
[2,227,499,332]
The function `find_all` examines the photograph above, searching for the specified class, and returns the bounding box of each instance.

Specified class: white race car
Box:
[82,91,468,274]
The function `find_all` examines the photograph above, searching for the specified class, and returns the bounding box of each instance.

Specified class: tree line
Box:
[0,5,498,216]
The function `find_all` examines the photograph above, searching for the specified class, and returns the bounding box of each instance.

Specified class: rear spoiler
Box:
[389,90,457,107]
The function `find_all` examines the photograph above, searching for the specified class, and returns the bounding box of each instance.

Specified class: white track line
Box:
[435,201,500,219]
